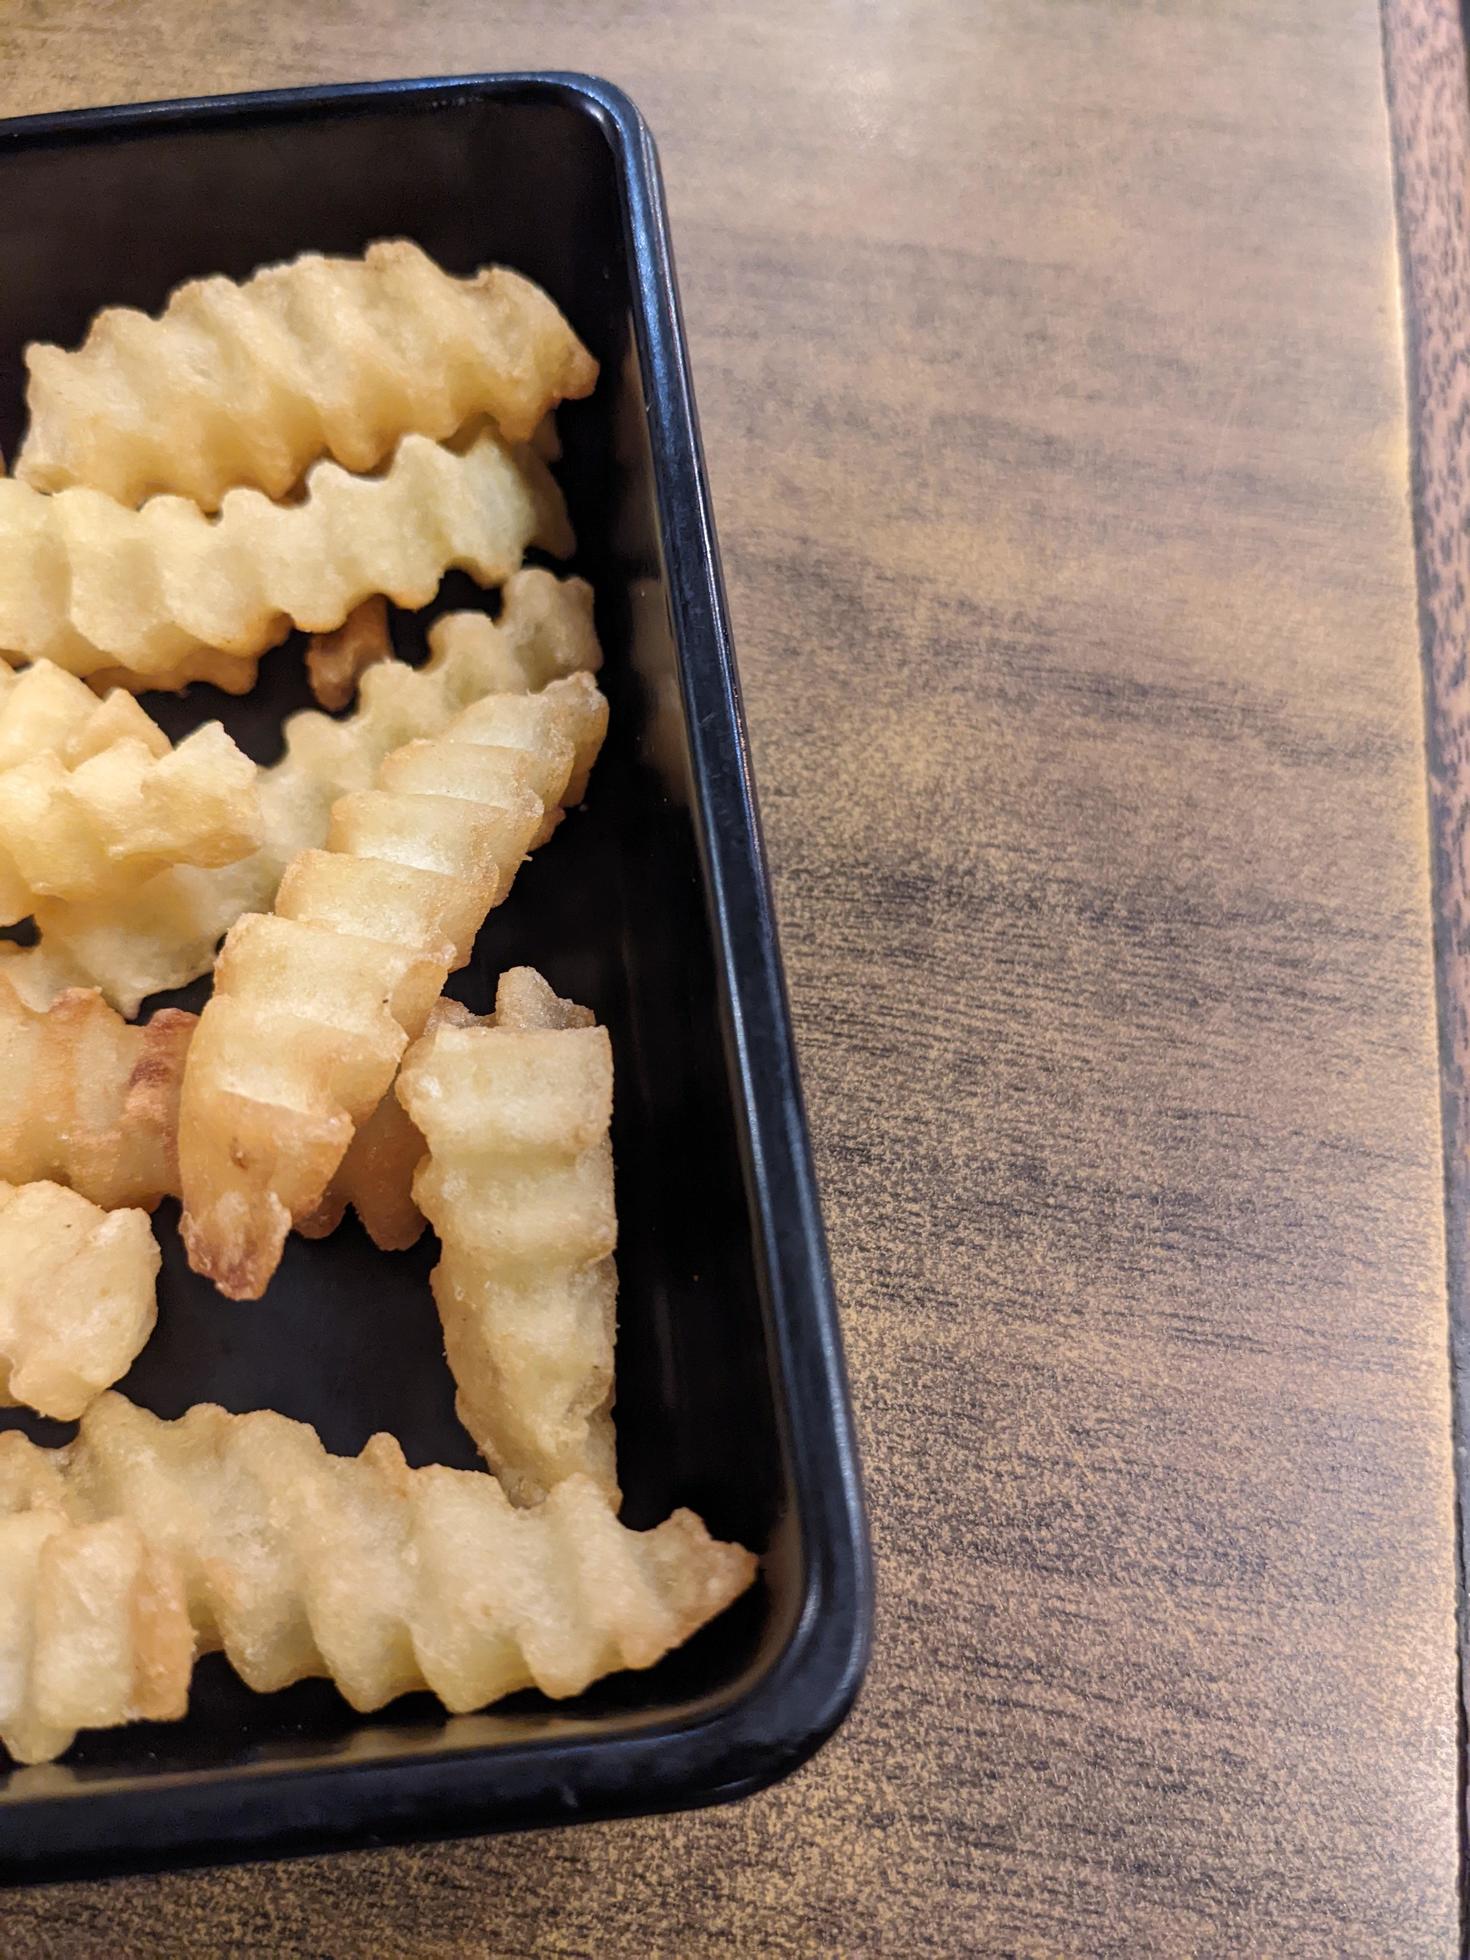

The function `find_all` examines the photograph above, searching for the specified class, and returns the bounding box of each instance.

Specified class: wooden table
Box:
[1,0,1464,1951]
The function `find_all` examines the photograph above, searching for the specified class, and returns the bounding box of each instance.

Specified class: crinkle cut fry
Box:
[177,671,609,1298]
[0,1180,159,1422]
[0,1395,756,1760]
[398,968,619,1506]
[0,678,259,924]
[297,997,476,1250]
[0,1511,193,1765]
[18,240,598,508]
[0,424,567,690]
[305,596,393,711]
[4,569,602,1018]
[0,976,193,1210]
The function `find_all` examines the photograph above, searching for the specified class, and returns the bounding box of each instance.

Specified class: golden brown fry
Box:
[0,426,566,690]
[398,969,618,1506]
[298,998,475,1250]
[0,1181,159,1421]
[0,1512,192,1764]
[0,978,193,1210]
[18,242,598,509]
[0,1394,755,1760]
[178,673,608,1298]
[305,596,394,711]
[14,571,601,1016]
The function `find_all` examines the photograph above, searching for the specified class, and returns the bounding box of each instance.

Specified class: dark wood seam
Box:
[1380,0,1470,1936]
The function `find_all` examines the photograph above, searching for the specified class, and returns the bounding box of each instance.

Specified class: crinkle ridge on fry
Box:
[178,672,608,1298]
[0,1181,159,1422]
[0,978,193,1209]
[18,241,597,509]
[0,425,566,690]
[0,1395,755,1761]
[0,663,259,924]
[399,968,619,1507]
[7,570,600,1017]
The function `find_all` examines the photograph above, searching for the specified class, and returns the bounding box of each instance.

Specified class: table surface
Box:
[1,0,1463,1952]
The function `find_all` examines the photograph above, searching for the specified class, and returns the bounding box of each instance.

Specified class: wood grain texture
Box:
[1382,11,1470,1865]
[0,1,1460,1952]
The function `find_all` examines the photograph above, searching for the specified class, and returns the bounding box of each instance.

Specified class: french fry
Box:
[18,242,597,509]
[178,673,608,1298]
[14,571,601,1016]
[0,977,193,1210]
[0,1512,192,1765]
[0,1181,159,1421]
[305,596,393,710]
[281,569,603,827]
[297,997,475,1250]
[85,647,263,698]
[398,969,618,1506]
[0,1394,755,1760]
[0,661,260,923]
[0,656,165,770]
[0,939,92,1012]
[26,858,263,1021]
[0,425,567,690]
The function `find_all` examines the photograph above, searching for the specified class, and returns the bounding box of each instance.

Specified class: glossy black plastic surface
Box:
[0,74,869,1882]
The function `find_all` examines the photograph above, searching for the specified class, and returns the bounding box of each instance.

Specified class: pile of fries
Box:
[0,245,754,1765]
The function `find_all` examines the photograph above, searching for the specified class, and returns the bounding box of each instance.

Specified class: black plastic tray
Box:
[0,72,870,1883]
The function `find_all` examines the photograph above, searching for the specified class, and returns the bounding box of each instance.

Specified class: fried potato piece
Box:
[0,659,259,922]
[0,1512,192,1764]
[0,425,567,691]
[282,568,604,828]
[18,242,598,510]
[398,969,618,1506]
[178,673,608,1299]
[0,938,92,1011]
[0,1394,755,1757]
[0,655,165,770]
[305,596,393,710]
[26,859,262,1022]
[12,571,602,1017]
[0,1181,159,1421]
[0,978,193,1210]
[298,997,475,1250]
[85,647,262,698]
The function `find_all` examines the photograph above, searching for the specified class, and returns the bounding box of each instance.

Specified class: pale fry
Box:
[0,1394,755,1758]
[178,673,608,1298]
[85,647,263,698]
[0,656,166,770]
[0,1182,159,1421]
[0,1513,192,1765]
[18,241,598,509]
[298,998,475,1250]
[398,968,618,1506]
[0,660,259,924]
[0,939,93,1012]
[305,596,393,710]
[28,861,259,1024]
[0,425,567,690]
[13,570,601,1016]
[0,978,193,1210]
[0,727,259,925]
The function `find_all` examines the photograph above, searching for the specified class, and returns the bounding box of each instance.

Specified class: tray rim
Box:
[0,69,872,1882]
